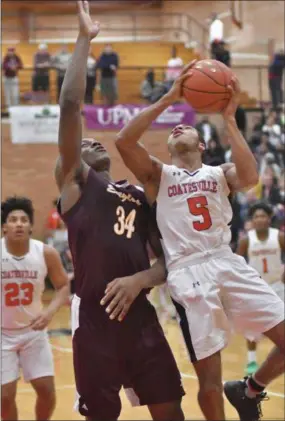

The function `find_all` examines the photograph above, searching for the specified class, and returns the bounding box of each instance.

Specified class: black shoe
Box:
[224,378,268,421]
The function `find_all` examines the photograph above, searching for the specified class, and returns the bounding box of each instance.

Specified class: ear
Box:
[199,142,206,153]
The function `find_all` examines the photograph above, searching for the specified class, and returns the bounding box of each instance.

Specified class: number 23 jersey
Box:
[156,164,233,269]
[1,238,47,329]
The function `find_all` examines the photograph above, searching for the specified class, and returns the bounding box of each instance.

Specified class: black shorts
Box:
[73,319,184,419]
[33,74,49,92]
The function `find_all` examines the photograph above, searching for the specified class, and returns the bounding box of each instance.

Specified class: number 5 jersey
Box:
[155,164,233,270]
[1,238,47,329]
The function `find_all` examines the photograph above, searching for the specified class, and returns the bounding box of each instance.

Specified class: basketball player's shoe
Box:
[224,378,268,421]
[245,361,258,376]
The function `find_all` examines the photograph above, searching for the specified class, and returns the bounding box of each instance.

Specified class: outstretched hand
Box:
[222,76,241,120]
[164,59,197,103]
[77,1,100,40]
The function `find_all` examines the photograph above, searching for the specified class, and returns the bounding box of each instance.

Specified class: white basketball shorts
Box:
[167,246,285,362]
[1,327,54,385]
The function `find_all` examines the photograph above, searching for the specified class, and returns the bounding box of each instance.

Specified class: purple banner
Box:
[83,104,196,131]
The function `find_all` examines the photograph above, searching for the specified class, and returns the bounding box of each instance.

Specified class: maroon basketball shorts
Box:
[72,317,185,419]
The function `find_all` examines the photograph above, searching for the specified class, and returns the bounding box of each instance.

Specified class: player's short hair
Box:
[248,201,273,219]
[1,196,34,225]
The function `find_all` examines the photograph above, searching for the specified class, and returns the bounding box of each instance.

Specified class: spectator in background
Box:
[261,167,282,206]
[47,218,68,253]
[235,105,247,137]
[209,12,224,58]
[140,68,156,102]
[2,47,23,107]
[97,44,119,106]
[259,152,281,179]
[262,113,282,148]
[52,45,72,101]
[214,41,231,67]
[195,116,220,147]
[203,138,225,166]
[32,44,51,103]
[45,198,61,243]
[165,46,183,89]
[60,246,75,296]
[268,48,285,110]
[85,47,97,104]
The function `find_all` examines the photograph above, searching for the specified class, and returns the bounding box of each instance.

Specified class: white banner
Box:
[9,105,60,144]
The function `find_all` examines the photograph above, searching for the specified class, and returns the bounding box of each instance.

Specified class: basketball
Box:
[182,59,235,113]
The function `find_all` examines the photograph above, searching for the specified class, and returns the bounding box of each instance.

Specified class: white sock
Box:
[247,351,257,364]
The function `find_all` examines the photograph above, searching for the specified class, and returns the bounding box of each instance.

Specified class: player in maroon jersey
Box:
[54,2,184,420]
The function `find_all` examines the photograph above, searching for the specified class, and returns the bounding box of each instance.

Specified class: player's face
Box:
[167,125,204,156]
[81,138,111,172]
[252,209,271,231]
[3,210,31,241]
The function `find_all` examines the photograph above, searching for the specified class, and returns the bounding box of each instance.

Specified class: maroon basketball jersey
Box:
[59,169,155,325]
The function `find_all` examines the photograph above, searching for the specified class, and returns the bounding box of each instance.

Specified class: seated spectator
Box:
[32,43,51,103]
[195,116,220,147]
[2,47,23,107]
[260,167,282,206]
[262,114,282,148]
[140,68,157,102]
[203,139,225,166]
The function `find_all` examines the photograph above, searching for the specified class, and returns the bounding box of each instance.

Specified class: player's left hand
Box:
[100,276,143,322]
[30,310,53,330]
[222,76,241,120]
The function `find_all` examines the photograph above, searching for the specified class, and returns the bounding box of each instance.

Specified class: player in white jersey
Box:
[112,63,285,421]
[236,201,285,376]
[1,196,69,420]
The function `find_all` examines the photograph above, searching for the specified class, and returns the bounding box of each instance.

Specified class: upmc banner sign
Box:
[9,105,60,144]
[84,104,196,130]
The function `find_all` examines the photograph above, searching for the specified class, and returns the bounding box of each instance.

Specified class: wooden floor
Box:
[16,291,284,420]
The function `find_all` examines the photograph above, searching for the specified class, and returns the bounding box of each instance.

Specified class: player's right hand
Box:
[100,276,144,322]
[77,1,100,40]
[164,59,197,103]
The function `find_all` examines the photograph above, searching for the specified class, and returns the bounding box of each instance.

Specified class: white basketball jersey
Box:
[156,164,232,269]
[1,238,48,329]
[248,228,283,284]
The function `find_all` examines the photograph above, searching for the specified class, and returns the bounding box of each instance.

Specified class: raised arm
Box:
[115,61,196,185]
[56,1,100,188]
[221,78,259,193]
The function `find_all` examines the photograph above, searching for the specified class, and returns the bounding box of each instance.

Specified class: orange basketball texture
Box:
[182,60,234,113]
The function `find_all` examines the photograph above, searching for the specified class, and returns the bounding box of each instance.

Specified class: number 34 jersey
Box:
[1,238,47,329]
[59,169,152,314]
[156,164,233,269]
